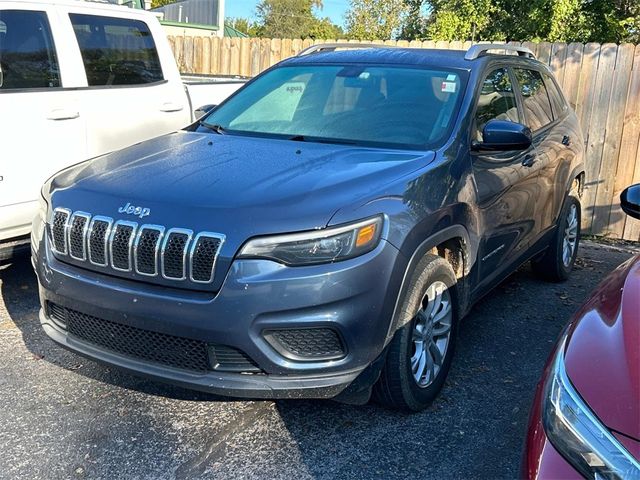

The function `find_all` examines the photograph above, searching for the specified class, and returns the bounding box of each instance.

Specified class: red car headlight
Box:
[542,336,640,479]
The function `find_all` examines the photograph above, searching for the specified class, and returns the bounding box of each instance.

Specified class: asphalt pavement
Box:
[0,240,637,480]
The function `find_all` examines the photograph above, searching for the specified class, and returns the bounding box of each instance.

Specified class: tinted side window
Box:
[474,68,519,141]
[69,14,163,86]
[542,72,567,119]
[513,68,554,131]
[0,10,60,90]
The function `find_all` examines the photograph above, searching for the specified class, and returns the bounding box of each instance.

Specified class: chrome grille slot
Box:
[48,208,223,287]
[68,212,90,260]
[190,233,224,283]
[110,221,137,271]
[134,226,163,276]
[88,217,112,266]
[161,229,192,280]
[50,208,71,255]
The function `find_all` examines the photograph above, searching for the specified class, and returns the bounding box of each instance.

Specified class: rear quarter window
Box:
[542,72,568,119]
[69,13,163,86]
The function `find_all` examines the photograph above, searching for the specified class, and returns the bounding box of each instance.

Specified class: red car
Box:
[524,184,640,480]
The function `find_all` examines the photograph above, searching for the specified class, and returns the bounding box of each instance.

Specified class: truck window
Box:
[0,10,61,90]
[513,68,554,131]
[69,14,163,86]
[473,68,519,141]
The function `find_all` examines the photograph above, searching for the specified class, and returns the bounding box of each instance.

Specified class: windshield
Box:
[201,64,467,149]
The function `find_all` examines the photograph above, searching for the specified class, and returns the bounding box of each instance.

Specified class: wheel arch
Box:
[385,224,474,345]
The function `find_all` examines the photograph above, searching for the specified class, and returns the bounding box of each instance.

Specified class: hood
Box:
[49,131,434,247]
[564,254,640,441]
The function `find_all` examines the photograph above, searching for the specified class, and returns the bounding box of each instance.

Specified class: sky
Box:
[225,0,351,27]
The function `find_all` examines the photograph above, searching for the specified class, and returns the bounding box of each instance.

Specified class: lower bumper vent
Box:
[264,328,346,361]
[47,302,260,374]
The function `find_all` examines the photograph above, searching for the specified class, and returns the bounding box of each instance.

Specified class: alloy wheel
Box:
[410,281,453,388]
[562,203,579,267]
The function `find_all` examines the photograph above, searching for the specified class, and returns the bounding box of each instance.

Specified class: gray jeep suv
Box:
[33,44,585,411]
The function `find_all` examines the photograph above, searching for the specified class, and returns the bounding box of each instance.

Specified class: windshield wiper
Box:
[288,135,357,145]
[199,121,226,135]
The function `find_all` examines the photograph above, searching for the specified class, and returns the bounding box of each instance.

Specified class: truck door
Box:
[63,8,191,158]
[471,67,541,288]
[0,6,86,241]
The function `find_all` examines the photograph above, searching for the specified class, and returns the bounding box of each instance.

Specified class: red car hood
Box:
[564,254,640,441]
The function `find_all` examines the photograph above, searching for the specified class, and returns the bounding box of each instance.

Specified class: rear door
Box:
[63,7,190,158]
[0,5,86,241]
[471,66,541,288]
[511,67,565,243]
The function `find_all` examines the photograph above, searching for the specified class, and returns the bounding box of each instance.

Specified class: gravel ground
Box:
[0,240,637,480]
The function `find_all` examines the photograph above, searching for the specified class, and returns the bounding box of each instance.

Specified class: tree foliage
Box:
[397,0,640,43]
[225,17,262,36]
[252,0,343,39]
[345,0,408,40]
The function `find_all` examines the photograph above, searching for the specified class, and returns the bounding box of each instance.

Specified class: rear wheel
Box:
[373,254,458,412]
[532,194,581,282]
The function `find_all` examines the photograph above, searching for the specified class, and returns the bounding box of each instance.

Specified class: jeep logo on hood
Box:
[118,202,150,219]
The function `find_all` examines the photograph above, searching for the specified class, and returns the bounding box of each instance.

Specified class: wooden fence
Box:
[168,37,640,241]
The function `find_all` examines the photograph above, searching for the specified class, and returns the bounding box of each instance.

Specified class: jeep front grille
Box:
[49,207,225,285]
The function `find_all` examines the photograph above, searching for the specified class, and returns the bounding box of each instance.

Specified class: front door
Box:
[471,67,541,289]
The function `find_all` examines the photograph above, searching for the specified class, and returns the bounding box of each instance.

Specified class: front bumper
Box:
[34,231,405,399]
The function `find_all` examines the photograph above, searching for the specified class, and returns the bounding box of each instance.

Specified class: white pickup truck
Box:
[0,0,245,258]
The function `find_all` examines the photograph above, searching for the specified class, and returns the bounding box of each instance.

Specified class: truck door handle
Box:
[160,102,184,113]
[562,135,571,146]
[522,154,536,168]
[47,109,80,121]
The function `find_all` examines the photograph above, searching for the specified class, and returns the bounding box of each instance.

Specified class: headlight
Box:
[542,336,640,479]
[238,216,383,266]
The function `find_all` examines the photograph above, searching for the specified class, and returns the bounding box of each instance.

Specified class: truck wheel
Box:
[532,195,581,282]
[373,254,458,412]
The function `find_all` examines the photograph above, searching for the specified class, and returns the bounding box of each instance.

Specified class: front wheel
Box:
[532,194,581,282]
[373,254,458,412]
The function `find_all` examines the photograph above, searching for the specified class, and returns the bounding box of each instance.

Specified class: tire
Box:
[532,194,581,282]
[373,254,458,412]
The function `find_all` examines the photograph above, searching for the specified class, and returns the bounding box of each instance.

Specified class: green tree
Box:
[399,0,639,43]
[425,0,496,41]
[226,17,261,36]
[345,0,408,40]
[309,17,345,39]
[255,0,322,38]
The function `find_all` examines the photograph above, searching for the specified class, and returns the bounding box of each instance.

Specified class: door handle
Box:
[522,154,536,168]
[562,135,571,146]
[160,102,184,113]
[47,109,80,121]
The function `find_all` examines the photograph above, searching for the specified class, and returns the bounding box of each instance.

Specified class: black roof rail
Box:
[465,44,535,60]
[297,43,392,56]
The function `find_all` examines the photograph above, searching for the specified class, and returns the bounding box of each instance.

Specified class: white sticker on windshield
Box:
[446,74,457,81]
[441,81,457,93]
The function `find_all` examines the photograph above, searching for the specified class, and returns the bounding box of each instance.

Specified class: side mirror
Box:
[472,120,532,152]
[621,184,640,220]
[194,104,217,119]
